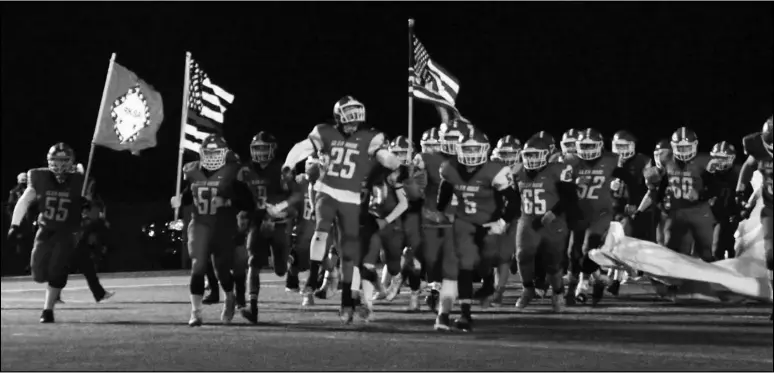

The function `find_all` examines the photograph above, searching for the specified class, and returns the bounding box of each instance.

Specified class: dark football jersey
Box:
[440,159,510,225]
[29,168,85,230]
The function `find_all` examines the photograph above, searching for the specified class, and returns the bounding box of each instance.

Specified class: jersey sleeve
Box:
[439,161,452,182]
[558,162,574,183]
[741,133,760,156]
[491,165,512,191]
[368,132,388,156]
[308,125,325,151]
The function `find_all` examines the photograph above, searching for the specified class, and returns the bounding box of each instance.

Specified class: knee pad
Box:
[310,232,328,262]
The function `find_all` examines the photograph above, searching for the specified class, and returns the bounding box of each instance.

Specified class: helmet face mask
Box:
[612,140,635,160]
[420,128,442,154]
[577,139,603,160]
[47,143,75,183]
[710,142,736,171]
[456,140,489,166]
[521,148,548,170]
[389,136,414,166]
[200,135,228,171]
[560,140,577,155]
[671,141,697,162]
[17,172,27,185]
[334,96,366,135]
[250,141,275,163]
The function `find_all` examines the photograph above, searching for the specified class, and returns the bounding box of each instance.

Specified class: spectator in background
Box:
[6,172,34,274]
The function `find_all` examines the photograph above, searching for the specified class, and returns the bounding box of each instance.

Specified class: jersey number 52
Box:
[196,188,224,215]
[327,147,359,179]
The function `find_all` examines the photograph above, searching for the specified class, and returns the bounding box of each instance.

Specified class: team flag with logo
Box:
[93,59,164,155]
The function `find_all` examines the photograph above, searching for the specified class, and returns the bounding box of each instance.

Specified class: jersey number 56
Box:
[196,188,224,215]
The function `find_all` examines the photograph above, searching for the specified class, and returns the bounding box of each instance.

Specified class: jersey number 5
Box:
[577,176,605,200]
[327,147,359,179]
[521,188,546,215]
[196,187,223,215]
[43,196,71,222]
[461,192,477,214]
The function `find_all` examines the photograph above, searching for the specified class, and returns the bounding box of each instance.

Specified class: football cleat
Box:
[490,288,505,307]
[96,290,115,303]
[384,273,403,302]
[221,293,236,324]
[434,313,452,331]
[241,304,259,324]
[301,289,315,307]
[188,310,203,327]
[407,290,421,312]
[474,285,495,308]
[551,292,566,313]
[454,314,473,332]
[40,309,54,324]
[285,273,300,293]
[515,287,536,311]
[340,307,355,325]
[425,290,439,312]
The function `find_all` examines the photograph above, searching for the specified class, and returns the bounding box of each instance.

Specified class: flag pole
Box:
[82,53,117,197]
[407,19,416,164]
[174,52,192,220]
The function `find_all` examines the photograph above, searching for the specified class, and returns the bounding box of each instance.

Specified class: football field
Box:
[2,271,772,371]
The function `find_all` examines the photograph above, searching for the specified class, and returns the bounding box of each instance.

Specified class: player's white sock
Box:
[438,279,458,315]
[44,286,61,310]
[309,232,328,262]
[362,280,375,308]
[351,267,361,293]
[380,265,392,289]
[190,294,203,312]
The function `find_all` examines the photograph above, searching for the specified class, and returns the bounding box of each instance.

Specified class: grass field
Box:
[2,271,772,371]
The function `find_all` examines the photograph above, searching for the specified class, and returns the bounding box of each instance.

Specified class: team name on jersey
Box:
[519,181,545,189]
[192,180,221,187]
[331,140,360,150]
[576,168,606,176]
[45,190,71,198]
[454,184,481,193]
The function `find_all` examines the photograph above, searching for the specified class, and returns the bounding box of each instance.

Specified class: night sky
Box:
[2,2,772,205]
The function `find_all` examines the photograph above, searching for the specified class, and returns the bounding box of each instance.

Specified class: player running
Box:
[736,116,772,320]
[434,126,520,332]
[170,135,255,326]
[8,143,89,323]
[238,131,304,323]
[282,95,400,323]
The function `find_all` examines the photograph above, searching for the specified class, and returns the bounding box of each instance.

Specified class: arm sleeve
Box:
[654,173,669,202]
[375,148,400,170]
[384,187,409,224]
[497,187,521,222]
[437,179,454,212]
[283,139,316,171]
[737,155,758,192]
[284,179,305,206]
[232,181,256,212]
[611,167,642,205]
[491,166,512,191]
[11,187,36,226]
[181,184,194,206]
[552,181,578,216]
[699,169,715,200]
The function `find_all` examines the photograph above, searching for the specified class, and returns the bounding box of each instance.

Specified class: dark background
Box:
[1,2,772,271]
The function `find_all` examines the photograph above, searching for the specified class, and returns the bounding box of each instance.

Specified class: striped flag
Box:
[411,35,461,114]
[183,55,235,153]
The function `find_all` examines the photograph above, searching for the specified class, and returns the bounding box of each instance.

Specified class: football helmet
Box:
[333,95,366,135]
[17,172,27,185]
[420,127,442,154]
[250,131,277,163]
[494,135,522,166]
[653,139,672,169]
[576,128,604,161]
[709,141,736,171]
[200,134,229,171]
[560,129,579,155]
[47,142,75,182]
[389,135,414,166]
[529,131,556,154]
[763,115,773,155]
[670,127,698,162]
[456,126,490,166]
[439,119,473,155]
[612,130,637,160]
[305,155,321,182]
[521,137,551,170]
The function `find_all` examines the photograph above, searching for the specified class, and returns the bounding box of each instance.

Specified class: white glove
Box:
[266,201,289,219]
[610,178,622,192]
[484,218,507,235]
[170,195,182,209]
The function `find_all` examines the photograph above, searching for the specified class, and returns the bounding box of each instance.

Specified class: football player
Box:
[513,136,578,311]
[282,96,400,323]
[735,116,772,320]
[377,136,425,309]
[645,139,673,246]
[530,131,562,163]
[634,127,719,265]
[434,126,520,331]
[560,129,580,157]
[488,135,523,306]
[170,134,256,326]
[707,142,745,260]
[8,143,90,323]
[238,131,304,323]
[565,128,638,305]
